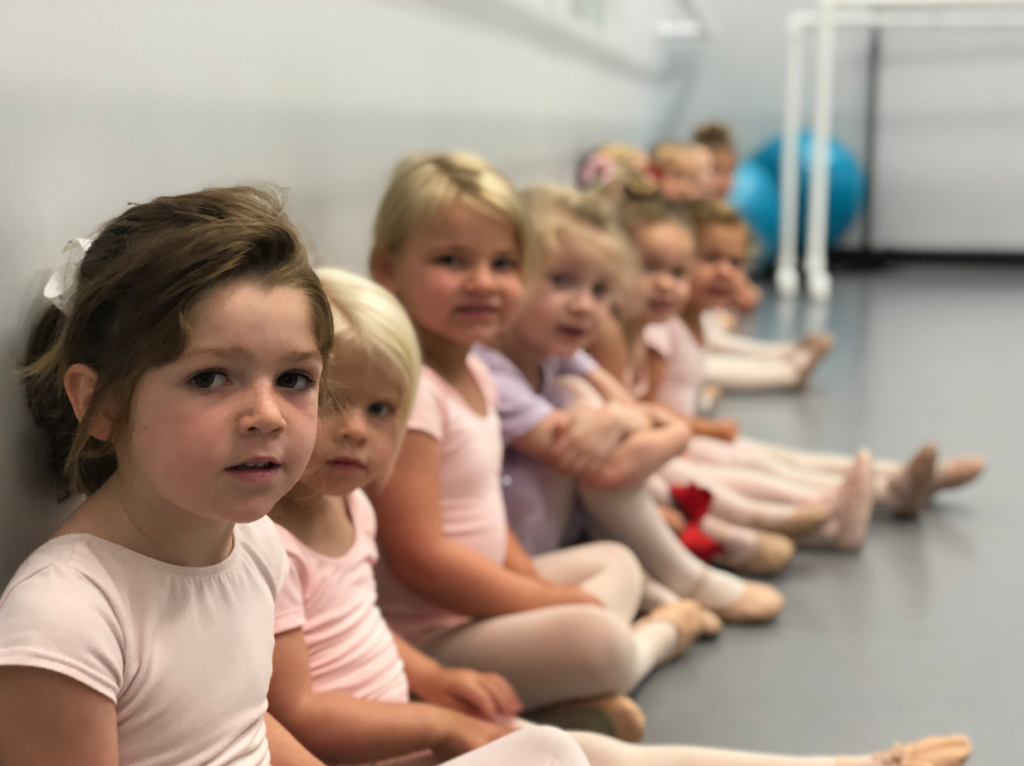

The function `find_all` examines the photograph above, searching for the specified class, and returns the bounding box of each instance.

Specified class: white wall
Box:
[0,0,697,584]
[677,0,1024,253]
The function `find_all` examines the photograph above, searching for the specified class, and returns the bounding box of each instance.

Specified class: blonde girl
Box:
[268,270,971,766]
[479,186,797,583]
[366,152,722,724]
[0,187,335,766]
[269,268,594,766]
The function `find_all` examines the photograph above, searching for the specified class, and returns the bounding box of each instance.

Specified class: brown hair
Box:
[23,186,334,499]
[694,122,735,151]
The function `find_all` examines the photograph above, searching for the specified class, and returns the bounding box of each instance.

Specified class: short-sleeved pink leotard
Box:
[375,354,509,644]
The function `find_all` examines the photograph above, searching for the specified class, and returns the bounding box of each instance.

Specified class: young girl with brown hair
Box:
[0,187,336,765]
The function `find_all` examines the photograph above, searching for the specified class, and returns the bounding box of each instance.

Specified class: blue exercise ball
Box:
[753,132,865,246]
[726,159,779,271]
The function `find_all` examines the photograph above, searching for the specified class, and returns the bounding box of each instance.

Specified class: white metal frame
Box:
[775,0,1024,301]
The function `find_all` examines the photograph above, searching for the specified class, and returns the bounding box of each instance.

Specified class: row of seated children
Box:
[580,124,833,398]
[0,155,975,766]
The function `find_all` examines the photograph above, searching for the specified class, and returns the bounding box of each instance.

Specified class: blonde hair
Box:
[619,198,695,240]
[520,184,637,300]
[651,141,710,173]
[691,198,757,263]
[315,268,420,470]
[578,142,659,200]
[370,152,534,274]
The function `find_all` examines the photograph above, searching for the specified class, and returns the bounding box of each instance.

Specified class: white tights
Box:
[704,353,807,391]
[372,726,591,766]
[658,456,826,529]
[570,731,868,766]
[374,726,873,766]
[576,484,746,610]
[417,542,679,709]
[685,436,903,501]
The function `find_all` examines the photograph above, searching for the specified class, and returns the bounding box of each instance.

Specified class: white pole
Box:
[804,0,839,301]
[774,12,808,298]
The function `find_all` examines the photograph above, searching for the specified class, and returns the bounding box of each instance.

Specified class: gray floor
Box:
[634,263,1024,763]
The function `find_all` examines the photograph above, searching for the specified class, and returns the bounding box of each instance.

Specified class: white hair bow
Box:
[44,236,93,314]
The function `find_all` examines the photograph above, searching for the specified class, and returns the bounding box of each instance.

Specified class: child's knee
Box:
[589,540,644,594]
[504,726,590,765]
[563,608,637,693]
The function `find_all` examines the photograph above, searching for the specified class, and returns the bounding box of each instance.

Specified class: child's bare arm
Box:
[368,432,599,616]
[265,712,326,766]
[504,527,537,577]
[577,415,692,490]
[644,349,667,404]
[269,629,513,763]
[0,666,118,766]
[586,312,632,383]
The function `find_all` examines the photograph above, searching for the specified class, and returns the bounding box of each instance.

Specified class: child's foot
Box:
[705,580,785,624]
[887,445,938,517]
[800,330,835,357]
[711,528,796,577]
[933,455,986,491]
[866,734,972,766]
[524,694,646,743]
[753,502,831,538]
[836,450,874,551]
[799,451,873,551]
[735,530,796,575]
[634,600,707,662]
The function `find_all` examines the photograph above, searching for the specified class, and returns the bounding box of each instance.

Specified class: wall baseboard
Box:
[830,250,1024,268]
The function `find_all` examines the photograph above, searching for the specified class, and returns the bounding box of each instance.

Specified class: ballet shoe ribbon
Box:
[670,485,723,562]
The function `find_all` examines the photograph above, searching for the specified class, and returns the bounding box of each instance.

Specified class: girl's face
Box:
[378,200,523,351]
[658,161,701,203]
[633,220,694,323]
[710,147,737,198]
[690,223,749,310]
[121,282,323,525]
[300,347,402,498]
[512,226,614,357]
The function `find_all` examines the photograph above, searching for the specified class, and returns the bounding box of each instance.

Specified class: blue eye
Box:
[190,371,228,389]
[368,401,395,417]
[493,256,520,272]
[278,371,315,391]
[435,254,462,267]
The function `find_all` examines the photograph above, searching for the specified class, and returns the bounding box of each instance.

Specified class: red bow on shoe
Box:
[670,485,723,562]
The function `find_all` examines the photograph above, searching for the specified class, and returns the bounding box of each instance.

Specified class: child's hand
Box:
[547,582,603,608]
[548,408,626,476]
[430,706,516,760]
[417,666,523,722]
[703,417,739,441]
[658,504,686,533]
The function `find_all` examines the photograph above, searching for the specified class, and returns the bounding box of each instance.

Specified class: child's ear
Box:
[64,364,112,441]
[370,249,395,290]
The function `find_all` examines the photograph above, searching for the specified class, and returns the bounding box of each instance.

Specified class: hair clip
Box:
[44,236,93,314]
